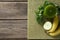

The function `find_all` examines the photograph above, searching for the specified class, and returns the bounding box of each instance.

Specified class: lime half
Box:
[43,5,56,18]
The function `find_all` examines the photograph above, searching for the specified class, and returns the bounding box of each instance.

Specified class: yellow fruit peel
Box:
[48,16,59,33]
[49,27,60,36]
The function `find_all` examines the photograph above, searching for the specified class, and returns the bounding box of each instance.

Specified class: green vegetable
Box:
[38,6,44,10]
[44,1,55,8]
[35,7,45,25]
[36,13,45,25]
[56,6,60,15]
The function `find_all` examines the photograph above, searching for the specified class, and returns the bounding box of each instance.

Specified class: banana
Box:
[48,27,60,36]
[48,16,59,32]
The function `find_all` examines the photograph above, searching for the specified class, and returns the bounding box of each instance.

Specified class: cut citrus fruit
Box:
[43,5,56,18]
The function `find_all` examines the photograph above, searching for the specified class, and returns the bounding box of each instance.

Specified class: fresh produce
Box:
[35,1,60,37]
[36,14,45,25]
[48,16,59,32]
[48,27,60,36]
[35,6,45,25]
[43,1,56,18]
[43,21,52,30]
[43,5,56,18]
[57,6,60,15]
[35,1,56,25]
[44,1,55,8]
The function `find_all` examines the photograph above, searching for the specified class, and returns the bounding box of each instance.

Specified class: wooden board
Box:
[0,38,27,40]
[0,0,27,39]
[0,20,27,38]
[0,0,27,2]
[28,0,60,39]
[0,2,27,19]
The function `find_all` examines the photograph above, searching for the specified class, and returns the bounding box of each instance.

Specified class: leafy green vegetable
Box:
[38,6,44,10]
[35,6,45,25]
[36,14,45,25]
[44,1,55,8]
[56,6,60,15]
[35,6,44,17]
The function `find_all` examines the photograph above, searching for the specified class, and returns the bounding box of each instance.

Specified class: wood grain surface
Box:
[0,20,27,38]
[0,2,27,19]
[0,38,27,40]
[0,0,27,2]
[0,0,27,39]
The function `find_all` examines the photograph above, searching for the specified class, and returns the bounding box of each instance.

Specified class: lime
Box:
[43,5,56,18]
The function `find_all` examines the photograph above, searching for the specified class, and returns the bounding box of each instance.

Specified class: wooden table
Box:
[0,0,27,40]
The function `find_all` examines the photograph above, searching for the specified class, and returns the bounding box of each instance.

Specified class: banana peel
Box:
[48,16,59,33]
[48,27,60,36]
[47,16,60,36]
